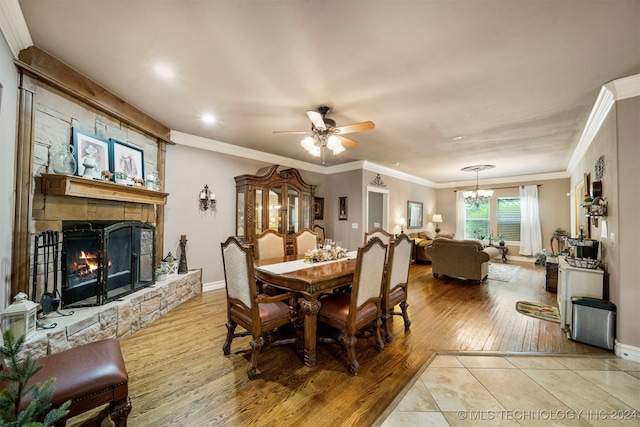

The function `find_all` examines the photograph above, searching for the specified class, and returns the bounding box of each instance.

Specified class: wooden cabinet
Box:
[557,256,603,332]
[235,165,315,253]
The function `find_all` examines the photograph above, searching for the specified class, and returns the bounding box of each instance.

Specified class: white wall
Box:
[0,32,18,309]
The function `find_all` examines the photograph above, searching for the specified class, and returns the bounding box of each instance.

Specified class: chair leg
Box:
[373,318,384,352]
[338,333,360,375]
[400,300,411,330]
[223,320,237,355]
[383,311,393,343]
[247,336,265,380]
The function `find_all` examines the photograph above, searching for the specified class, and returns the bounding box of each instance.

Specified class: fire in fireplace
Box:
[62,221,155,307]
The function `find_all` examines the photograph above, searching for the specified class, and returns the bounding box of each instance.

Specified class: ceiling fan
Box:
[274,105,375,163]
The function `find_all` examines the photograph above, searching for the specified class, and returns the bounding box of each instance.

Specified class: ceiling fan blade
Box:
[306,110,326,130]
[339,135,359,148]
[273,130,307,134]
[334,121,375,134]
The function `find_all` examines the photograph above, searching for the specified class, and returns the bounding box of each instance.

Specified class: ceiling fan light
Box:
[301,136,315,150]
[332,144,345,155]
[327,135,341,150]
[309,146,321,157]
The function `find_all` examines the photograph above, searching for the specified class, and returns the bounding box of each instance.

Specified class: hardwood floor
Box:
[69,261,608,427]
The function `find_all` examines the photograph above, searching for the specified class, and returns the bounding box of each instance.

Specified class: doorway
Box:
[366,187,389,232]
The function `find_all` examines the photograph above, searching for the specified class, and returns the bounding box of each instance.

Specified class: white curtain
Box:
[455,191,466,239]
[519,185,542,255]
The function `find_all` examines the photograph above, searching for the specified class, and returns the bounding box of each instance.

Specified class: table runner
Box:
[257,250,357,274]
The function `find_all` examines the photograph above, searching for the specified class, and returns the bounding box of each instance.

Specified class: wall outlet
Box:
[352,223,358,229]
[610,232,615,245]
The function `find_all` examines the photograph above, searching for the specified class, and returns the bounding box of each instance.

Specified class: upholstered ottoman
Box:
[21,339,131,426]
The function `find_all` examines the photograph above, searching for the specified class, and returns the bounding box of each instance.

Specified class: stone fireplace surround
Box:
[22,270,201,359]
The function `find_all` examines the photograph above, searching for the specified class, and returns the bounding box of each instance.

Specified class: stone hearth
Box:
[21,270,201,359]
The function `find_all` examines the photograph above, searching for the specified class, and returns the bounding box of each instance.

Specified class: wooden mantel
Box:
[41,174,169,205]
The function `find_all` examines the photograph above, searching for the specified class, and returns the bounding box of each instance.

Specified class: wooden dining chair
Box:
[381,233,413,343]
[293,228,317,255]
[254,229,286,260]
[364,228,393,246]
[313,224,325,246]
[317,237,388,375]
[221,236,297,379]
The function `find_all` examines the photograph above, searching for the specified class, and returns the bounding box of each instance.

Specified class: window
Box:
[497,198,521,241]
[465,203,489,239]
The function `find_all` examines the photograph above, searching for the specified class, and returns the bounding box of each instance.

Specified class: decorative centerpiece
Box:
[304,246,349,263]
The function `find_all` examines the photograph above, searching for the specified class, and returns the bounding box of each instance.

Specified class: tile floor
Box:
[381,354,640,426]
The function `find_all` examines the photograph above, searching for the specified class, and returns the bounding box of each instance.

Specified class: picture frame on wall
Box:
[314,197,324,220]
[110,139,145,182]
[72,128,110,180]
[339,197,348,220]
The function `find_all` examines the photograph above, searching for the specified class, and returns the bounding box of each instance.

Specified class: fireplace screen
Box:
[62,221,155,307]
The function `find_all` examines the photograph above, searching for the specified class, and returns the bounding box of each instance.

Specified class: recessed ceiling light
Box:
[152,63,175,79]
[201,114,216,124]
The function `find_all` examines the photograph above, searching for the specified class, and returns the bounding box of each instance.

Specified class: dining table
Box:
[254,251,357,367]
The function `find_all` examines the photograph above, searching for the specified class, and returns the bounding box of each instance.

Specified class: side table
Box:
[484,244,508,262]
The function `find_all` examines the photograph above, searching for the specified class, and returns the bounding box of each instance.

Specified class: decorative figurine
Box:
[178,235,188,274]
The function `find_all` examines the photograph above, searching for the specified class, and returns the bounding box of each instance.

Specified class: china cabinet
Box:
[235,165,315,253]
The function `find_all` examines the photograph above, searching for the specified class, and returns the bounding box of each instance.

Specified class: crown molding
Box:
[567,74,639,176]
[605,74,640,101]
[0,0,33,58]
[435,171,569,189]
[170,131,436,185]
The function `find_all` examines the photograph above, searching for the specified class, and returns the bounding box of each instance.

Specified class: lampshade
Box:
[431,214,443,223]
[396,217,407,227]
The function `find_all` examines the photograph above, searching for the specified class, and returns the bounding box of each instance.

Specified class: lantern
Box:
[1,292,39,341]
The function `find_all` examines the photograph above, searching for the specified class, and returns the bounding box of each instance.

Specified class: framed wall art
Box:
[72,128,110,180]
[339,197,348,220]
[110,139,144,182]
[407,200,423,229]
[314,197,324,220]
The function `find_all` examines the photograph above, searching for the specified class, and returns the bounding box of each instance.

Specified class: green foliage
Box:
[0,331,70,426]
[534,252,547,265]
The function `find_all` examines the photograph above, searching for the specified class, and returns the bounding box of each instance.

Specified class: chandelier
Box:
[301,133,345,164]
[461,165,495,207]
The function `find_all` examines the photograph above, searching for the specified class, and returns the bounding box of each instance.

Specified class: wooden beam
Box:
[16,46,174,145]
[11,72,37,297]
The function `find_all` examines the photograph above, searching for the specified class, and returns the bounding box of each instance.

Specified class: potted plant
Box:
[155,266,168,281]
[114,171,128,184]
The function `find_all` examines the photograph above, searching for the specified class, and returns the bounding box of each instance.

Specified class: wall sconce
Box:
[431,214,443,233]
[199,185,216,211]
[396,217,407,235]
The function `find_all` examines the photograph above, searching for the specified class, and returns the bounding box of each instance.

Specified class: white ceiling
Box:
[16,0,640,184]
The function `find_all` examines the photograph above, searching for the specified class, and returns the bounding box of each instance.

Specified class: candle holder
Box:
[198,185,216,211]
[178,236,188,274]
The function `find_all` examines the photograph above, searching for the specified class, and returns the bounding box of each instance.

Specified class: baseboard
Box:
[614,341,640,362]
[204,280,225,292]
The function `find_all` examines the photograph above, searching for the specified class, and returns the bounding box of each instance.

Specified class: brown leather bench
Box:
[16,339,131,426]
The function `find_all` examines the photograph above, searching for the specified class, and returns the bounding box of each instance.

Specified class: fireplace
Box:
[62,221,155,307]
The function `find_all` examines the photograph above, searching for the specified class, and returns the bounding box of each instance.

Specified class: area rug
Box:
[516,301,561,323]
[487,262,520,282]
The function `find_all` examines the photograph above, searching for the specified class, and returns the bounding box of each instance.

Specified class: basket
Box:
[565,256,600,269]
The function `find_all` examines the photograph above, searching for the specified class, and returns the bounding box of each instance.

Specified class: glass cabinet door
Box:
[236,189,245,238]
[288,188,299,233]
[268,187,283,233]
[301,193,311,229]
[254,189,263,235]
